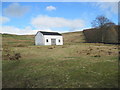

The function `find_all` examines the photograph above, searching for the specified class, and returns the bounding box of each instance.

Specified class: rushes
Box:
[74,45,116,57]
[3,48,21,60]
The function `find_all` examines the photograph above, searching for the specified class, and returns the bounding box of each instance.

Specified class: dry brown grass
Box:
[62,31,85,45]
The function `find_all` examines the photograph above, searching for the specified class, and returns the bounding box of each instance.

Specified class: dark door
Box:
[51,39,56,45]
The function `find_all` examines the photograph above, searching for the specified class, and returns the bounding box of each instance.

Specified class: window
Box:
[46,39,48,42]
[59,39,60,42]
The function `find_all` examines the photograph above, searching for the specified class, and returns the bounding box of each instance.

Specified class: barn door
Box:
[51,39,56,45]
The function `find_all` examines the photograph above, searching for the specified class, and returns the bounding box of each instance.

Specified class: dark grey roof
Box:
[39,31,62,36]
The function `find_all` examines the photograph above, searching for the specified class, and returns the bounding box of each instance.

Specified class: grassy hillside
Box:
[2,34,34,47]
[2,31,85,47]
[62,31,85,44]
[2,32,118,88]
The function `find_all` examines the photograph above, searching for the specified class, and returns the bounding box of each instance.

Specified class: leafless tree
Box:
[91,15,114,28]
[91,15,115,42]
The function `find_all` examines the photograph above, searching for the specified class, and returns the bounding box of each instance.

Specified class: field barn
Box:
[35,31,63,45]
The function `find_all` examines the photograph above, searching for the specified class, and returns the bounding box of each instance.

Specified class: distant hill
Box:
[3,24,119,47]
[62,31,85,45]
[2,34,35,47]
[2,31,85,47]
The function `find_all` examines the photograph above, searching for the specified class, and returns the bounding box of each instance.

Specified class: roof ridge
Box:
[36,31,62,36]
[40,31,58,33]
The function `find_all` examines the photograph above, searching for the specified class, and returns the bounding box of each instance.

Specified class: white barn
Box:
[35,31,63,45]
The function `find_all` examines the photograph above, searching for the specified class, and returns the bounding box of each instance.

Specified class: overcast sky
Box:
[1,0,118,35]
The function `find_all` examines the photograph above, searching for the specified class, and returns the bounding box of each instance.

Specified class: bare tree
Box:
[91,15,114,28]
[91,15,115,42]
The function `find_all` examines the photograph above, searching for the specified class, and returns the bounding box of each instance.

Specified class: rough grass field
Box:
[2,32,118,88]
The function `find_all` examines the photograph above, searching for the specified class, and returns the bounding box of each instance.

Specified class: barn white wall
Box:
[35,32,44,45]
[44,35,63,45]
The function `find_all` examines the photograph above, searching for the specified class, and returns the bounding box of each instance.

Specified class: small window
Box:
[59,39,60,42]
[46,39,48,42]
